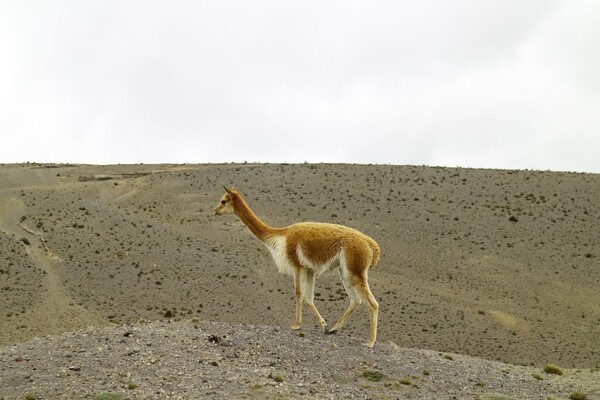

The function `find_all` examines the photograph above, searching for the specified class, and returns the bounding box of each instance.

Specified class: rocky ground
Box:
[1,319,598,400]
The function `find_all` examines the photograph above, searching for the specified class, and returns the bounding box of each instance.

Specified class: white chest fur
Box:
[265,235,296,276]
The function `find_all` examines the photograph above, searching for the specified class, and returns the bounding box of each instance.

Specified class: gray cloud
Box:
[1,0,599,172]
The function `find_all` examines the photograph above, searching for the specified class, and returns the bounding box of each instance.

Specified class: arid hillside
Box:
[1,163,599,368]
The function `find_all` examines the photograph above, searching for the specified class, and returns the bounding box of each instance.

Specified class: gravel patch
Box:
[1,319,598,399]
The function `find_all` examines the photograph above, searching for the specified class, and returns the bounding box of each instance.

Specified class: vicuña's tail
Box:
[368,238,380,270]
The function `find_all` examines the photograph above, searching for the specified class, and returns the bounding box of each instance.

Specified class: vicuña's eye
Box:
[221,200,227,205]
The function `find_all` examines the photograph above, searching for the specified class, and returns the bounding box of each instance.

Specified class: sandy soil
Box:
[1,163,599,369]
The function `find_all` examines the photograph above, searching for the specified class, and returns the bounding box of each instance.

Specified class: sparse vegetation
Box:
[569,392,588,400]
[476,395,519,400]
[363,370,386,382]
[94,393,124,400]
[543,364,564,375]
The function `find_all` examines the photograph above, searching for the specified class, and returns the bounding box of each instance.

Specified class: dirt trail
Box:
[0,192,103,342]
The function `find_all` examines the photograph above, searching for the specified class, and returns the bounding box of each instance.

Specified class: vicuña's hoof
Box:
[365,341,375,348]
[291,325,301,330]
[325,328,338,335]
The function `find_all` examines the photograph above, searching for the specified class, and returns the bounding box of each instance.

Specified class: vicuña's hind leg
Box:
[328,261,379,347]
[354,279,379,347]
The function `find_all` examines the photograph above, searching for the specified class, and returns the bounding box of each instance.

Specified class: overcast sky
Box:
[1,1,599,172]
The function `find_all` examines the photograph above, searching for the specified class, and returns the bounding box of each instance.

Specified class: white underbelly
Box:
[265,235,341,276]
[296,246,340,275]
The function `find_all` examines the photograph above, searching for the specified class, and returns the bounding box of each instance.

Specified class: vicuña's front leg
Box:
[291,268,303,330]
[302,270,328,333]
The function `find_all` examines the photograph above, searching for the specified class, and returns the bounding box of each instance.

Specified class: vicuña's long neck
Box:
[233,194,276,242]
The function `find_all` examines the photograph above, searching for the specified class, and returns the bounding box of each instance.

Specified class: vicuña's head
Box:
[215,185,237,215]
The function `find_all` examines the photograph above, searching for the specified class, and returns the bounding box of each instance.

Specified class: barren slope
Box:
[1,163,599,368]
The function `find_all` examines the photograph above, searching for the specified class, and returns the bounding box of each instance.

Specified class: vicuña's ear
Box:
[223,185,233,196]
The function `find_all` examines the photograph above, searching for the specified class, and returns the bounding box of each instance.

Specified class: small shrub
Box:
[399,378,411,385]
[532,373,543,380]
[273,375,284,383]
[569,392,587,400]
[543,364,564,375]
[443,354,454,361]
[363,370,386,382]
[127,382,137,390]
[94,394,124,400]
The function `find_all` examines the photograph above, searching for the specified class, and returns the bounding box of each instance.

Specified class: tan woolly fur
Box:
[215,185,380,347]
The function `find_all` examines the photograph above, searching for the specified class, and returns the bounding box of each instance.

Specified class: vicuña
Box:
[215,185,380,347]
